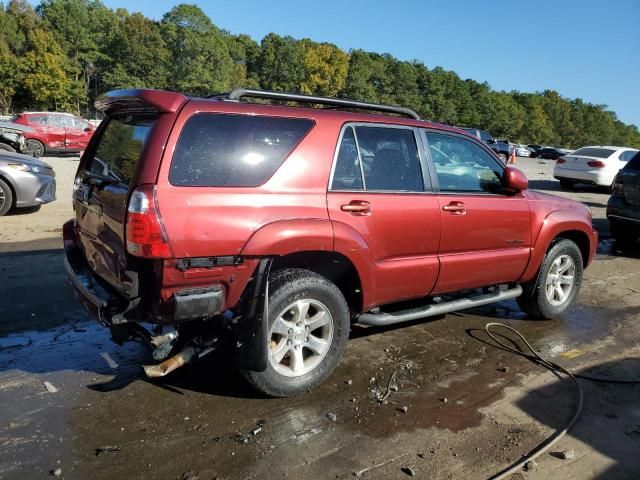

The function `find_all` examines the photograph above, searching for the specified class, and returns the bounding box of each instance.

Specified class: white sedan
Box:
[553,145,638,188]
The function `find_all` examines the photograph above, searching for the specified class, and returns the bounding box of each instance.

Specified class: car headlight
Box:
[8,162,42,173]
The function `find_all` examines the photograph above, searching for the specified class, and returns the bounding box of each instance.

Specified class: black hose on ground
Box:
[484,322,640,480]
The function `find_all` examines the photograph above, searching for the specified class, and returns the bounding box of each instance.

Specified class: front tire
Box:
[0,143,16,153]
[0,178,14,216]
[26,139,45,158]
[610,222,639,248]
[517,239,583,319]
[241,268,350,397]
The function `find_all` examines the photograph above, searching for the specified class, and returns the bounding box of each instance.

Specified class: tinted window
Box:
[85,114,155,186]
[353,126,423,192]
[624,151,640,170]
[426,132,503,193]
[29,114,48,125]
[331,127,363,190]
[478,130,493,142]
[170,114,314,187]
[572,147,616,158]
[619,150,638,162]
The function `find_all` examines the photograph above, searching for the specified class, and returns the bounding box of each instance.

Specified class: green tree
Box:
[161,4,234,95]
[299,40,349,97]
[257,33,305,92]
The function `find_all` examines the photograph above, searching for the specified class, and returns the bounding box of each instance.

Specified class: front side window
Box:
[170,113,314,187]
[425,132,503,193]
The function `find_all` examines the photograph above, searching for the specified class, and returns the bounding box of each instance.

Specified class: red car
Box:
[12,112,95,157]
[63,88,597,396]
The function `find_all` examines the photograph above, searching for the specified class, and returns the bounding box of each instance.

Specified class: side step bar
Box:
[357,285,523,326]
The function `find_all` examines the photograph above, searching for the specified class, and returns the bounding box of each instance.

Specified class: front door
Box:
[422,130,531,294]
[327,124,440,309]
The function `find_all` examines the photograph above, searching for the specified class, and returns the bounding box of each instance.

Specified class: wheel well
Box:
[553,230,591,265]
[271,251,363,314]
[0,174,16,209]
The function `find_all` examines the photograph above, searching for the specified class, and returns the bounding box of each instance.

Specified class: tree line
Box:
[0,0,638,149]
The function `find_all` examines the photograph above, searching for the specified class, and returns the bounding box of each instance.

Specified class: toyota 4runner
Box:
[64,88,597,396]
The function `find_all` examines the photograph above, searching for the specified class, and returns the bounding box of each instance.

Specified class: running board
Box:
[357,285,523,326]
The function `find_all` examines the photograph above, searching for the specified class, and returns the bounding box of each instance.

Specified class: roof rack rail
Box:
[209,88,421,120]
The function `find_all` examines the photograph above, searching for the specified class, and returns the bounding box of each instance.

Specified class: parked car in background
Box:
[554,146,639,188]
[607,152,640,247]
[0,151,56,215]
[11,112,95,157]
[527,145,543,157]
[64,88,596,397]
[536,147,566,160]
[513,144,532,157]
[459,127,511,162]
[0,121,32,154]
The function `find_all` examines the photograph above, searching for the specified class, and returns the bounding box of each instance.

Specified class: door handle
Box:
[341,201,371,215]
[442,202,466,214]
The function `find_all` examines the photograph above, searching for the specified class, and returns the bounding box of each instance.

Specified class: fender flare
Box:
[240,218,334,256]
[520,209,596,283]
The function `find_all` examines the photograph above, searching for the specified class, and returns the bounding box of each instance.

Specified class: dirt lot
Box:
[0,156,639,480]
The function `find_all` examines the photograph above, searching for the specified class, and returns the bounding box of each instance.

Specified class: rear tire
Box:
[610,222,639,248]
[517,239,583,319]
[240,268,350,397]
[0,178,14,216]
[26,139,45,158]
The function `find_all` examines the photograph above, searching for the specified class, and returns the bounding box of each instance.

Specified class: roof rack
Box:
[208,88,421,120]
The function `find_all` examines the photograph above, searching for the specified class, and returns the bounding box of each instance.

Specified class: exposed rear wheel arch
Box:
[271,251,363,315]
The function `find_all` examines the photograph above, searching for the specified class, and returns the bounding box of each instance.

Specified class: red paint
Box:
[13,112,95,153]
[68,89,597,322]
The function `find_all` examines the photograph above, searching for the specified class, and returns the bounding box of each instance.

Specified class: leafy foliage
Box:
[0,0,636,148]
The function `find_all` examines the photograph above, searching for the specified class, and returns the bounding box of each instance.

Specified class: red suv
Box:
[12,112,95,157]
[63,88,597,396]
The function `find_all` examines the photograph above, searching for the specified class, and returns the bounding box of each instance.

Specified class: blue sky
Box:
[101,0,640,127]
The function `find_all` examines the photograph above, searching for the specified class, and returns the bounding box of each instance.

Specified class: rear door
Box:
[620,153,640,206]
[422,130,531,294]
[327,124,441,307]
[65,116,93,151]
[73,114,157,295]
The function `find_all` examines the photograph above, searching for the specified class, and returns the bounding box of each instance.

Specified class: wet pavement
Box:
[1,159,640,480]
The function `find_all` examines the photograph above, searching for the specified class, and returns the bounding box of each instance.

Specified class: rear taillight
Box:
[556,157,566,164]
[587,160,606,168]
[612,174,624,195]
[126,185,171,258]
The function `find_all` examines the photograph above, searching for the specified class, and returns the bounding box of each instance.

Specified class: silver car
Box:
[0,152,56,216]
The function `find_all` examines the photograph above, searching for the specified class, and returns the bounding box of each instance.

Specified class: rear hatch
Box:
[560,147,616,170]
[620,153,640,207]
[72,90,187,297]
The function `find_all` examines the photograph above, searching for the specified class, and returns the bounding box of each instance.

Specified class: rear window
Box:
[625,151,640,170]
[572,147,616,158]
[85,114,156,186]
[169,113,314,187]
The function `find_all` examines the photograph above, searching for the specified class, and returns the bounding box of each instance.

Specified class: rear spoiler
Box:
[95,89,188,116]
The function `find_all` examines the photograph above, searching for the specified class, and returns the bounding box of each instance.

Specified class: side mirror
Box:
[502,166,528,192]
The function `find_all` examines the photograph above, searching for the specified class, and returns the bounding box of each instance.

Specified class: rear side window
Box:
[619,150,638,162]
[624,151,640,170]
[331,125,424,192]
[85,114,156,186]
[170,113,314,187]
[572,147,616,158]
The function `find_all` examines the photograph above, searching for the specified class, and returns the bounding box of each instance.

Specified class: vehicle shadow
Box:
[4,205,41,216]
